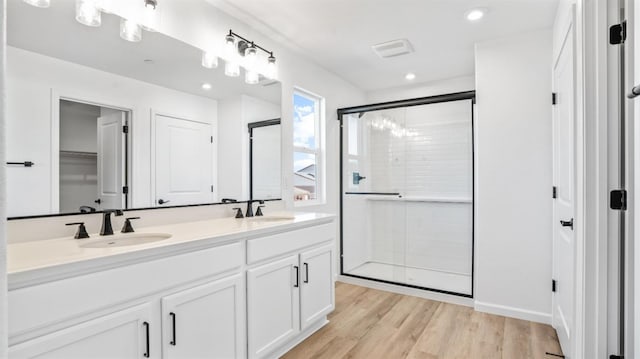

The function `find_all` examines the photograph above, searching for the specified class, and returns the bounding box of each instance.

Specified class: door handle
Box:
[143,321,150,358]
[169,312,176,346]
[560,218,574,230]
[94,198,101,204]
[158,199,170,205]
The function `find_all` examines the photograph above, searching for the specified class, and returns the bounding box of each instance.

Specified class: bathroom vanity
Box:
[7,213,335,359]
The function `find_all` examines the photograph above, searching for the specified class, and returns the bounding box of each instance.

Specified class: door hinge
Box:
[211,136,214,143]
[122,125,129,134]
[610,189,627,210]
[552,279,557,293]
[552,186,557,199]
[211,185,214,193]
[552,92,557,105]
[123,186,129,194]
[610,21,627,45]
[609,355,624,359]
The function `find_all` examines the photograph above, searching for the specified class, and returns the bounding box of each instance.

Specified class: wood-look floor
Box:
[283,282,563,359]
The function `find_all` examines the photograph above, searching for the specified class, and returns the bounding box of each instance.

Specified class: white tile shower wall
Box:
[369,200,472,275]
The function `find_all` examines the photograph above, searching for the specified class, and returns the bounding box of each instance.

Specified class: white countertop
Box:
[8,212,335,289]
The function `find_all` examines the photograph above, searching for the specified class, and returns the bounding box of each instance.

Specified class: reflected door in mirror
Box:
[155,115,214,207]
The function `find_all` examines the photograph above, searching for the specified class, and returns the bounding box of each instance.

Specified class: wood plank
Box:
[283,283,562,359]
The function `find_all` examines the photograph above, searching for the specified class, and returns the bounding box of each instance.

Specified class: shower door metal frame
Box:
[337,90,476,298]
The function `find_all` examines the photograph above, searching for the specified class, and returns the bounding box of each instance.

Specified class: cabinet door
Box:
[9,303,154,359]
[300,243,335,329]
[247,255,300,359]
[161,274,245,359]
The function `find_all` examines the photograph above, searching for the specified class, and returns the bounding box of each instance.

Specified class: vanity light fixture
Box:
[120,18,142,42]
[22,0,50,8]
[202,51,219,69]
[75,0,102,27]
[140,0,159,31]
[224,32,240,77]
[224,30,277,82]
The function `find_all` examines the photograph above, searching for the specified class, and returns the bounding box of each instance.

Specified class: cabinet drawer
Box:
[9,242,242,339]
[246,223,334,264]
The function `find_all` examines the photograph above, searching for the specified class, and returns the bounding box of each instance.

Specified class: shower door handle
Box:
[353,172,366,185]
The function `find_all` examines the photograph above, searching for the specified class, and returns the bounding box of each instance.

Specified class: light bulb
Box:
[76,0,102,27]
[201,51,218,69]
[225,61,240,77]
[245,45,257,62]
[245,70,259,85]
[141,0,158,32]
[266,54,277,79]
[120,18,142,42]
[23,0,50,8]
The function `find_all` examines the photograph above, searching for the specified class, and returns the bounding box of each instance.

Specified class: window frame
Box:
[293,87,325,206]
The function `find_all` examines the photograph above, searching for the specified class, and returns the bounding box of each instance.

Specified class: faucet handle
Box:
[256,205,265,216]
[66,222,90,239]
[121,217,141,233]
[232,208,244,219]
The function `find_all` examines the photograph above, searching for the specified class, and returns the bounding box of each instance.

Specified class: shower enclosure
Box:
[338,92,475,297]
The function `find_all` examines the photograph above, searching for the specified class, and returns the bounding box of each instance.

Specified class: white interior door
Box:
[552,14,576,358]
[97,112,126,210]
[155,115,213,206]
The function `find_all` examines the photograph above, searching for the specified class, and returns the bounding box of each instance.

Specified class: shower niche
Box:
[339,92,475,297]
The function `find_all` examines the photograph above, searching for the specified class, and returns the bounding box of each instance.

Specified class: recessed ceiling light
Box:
[201,83,212,90]
[405,73,416,81]
[465,8,486,21]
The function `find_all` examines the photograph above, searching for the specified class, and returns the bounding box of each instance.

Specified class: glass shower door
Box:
[341,97,474,297]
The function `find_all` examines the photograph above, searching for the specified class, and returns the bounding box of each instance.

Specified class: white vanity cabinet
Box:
[161,274,245,359]
[8,217,336,359]
[9,303,154,359]
[246,224,335,359]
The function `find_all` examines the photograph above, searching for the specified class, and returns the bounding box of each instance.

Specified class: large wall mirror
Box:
[6,0,282,218]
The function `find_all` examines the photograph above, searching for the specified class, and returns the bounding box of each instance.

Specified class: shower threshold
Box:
[347,261,471,296]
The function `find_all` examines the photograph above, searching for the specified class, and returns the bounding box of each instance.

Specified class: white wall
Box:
[217,94,280,200]
[474,30,553,323]
[366,75,475,103]
[6,46,218,216]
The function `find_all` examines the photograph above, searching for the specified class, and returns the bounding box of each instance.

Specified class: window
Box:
[293,89,324,204]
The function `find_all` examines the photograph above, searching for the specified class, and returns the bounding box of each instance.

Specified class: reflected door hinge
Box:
[610,189,627,210]
[123,186,129,194]
[552,279,557,293]
[552,186,557,199]
[123,125,129,134]
[609,355,624,359]
[211,185,214,193]
[552,93,557,105]
[610,21,627,45]
[211,136,214,143]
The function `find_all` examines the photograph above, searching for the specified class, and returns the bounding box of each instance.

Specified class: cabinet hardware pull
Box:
[169,312,176,346]
[293,266,299,287]
[304,263,309,283]
[143,321,150,358]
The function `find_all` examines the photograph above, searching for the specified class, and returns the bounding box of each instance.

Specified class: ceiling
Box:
[211,0,559,91]
[7,0,281,104]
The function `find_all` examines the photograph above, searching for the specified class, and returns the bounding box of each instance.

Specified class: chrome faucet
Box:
[100,209,123,236]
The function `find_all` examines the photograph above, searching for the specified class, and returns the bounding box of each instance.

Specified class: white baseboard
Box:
[474,300,552,324]
[337,275,474,307]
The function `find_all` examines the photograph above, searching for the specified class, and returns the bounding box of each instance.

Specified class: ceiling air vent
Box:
[371,39,414,58]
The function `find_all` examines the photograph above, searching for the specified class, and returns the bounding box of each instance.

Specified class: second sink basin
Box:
[79,233,172,249]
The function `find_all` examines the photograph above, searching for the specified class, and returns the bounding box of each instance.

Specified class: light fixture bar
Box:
[227,30,274,58]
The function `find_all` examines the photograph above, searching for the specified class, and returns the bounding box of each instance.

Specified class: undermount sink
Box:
[79,233,172,249]
[247,215,295,223]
